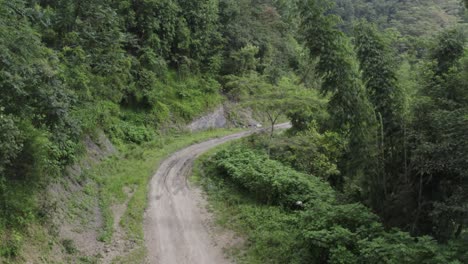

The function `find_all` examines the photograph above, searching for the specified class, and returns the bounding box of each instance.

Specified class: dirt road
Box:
[144,124,290,264]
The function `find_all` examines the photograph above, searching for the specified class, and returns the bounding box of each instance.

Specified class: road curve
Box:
[144,123,290,264]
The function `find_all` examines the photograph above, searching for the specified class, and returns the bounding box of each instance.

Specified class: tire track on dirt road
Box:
[144,124,290,264]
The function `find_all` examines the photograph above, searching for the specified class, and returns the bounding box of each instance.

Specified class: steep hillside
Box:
[1,0,467,263]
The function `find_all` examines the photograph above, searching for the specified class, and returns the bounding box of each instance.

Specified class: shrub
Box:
[0,111,23,174]
[211,147,335,208]
[109,122,155,144]
[0,230,23,258]
[62,239,77,254]
[245,127,344,184]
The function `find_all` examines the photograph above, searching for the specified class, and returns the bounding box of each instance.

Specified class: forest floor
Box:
[143,123,290,264]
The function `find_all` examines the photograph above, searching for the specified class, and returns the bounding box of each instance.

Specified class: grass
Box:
[84,128,243,263]
[1,126,244,264]
[0,126,244,263]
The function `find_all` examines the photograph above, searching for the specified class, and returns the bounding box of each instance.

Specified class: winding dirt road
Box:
[144,124,290,264]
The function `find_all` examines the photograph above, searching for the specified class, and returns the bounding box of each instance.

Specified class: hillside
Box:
[333,0,466,35]
[1,0,467,263]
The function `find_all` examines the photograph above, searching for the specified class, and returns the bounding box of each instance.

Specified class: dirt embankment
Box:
[45,131,119,262]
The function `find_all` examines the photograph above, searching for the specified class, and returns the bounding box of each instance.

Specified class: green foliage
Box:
[299,0,378,188]
[430,28,466,76]
[221,73,272,101]
[0,0,80,178]
[246,126,344,184]
[110,122,155,145]
[1,0,466,261]
[245,76,324,136]
[0,229,23,258]
[200,144,466,263]
[230,44,260,75]
[331,0,466,40]
[354,21,407,213]
[223,72,327,138]
[408,29,468,241]
[355,21,404,132]
[0,178,37,260]
[0,111,22,174]
[61,239,77,254]
[212,147,335,207]
[218,0,300,76]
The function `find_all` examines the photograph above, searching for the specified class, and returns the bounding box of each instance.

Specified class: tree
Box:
[35,0,132,103]
[230,44,260,75]
[0,0,78,172]
[0,111,22,175]
[354,21,406,213]
[248,77,322,138]
[298,0,377,189]
[218,0,299,76]
[410,28,467,241]
[176,0,222,71]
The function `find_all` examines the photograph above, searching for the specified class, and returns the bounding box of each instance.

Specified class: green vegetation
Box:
[409,28,468,241]
[196,143,467,263]
[1,0,467,262]
[294,0,468,245]
[333,0,465,35]
[299,0,377,187]
[213,146,335,207]
[354,21,406,213]
[1,127,240,262]
[88,128,242,262]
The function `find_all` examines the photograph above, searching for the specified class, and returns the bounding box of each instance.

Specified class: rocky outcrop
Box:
[187,104,261,132]
[187,106,228,132]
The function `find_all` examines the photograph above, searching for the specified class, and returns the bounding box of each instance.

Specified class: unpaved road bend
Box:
[144,124,290,264]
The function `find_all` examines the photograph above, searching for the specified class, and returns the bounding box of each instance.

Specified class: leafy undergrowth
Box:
[89,128,242,263]
[193,146,300,263]
[195,145,467,264]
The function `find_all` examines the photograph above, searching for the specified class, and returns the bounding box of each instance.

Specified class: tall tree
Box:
[410,28,467,241]
[354,21,406,213]
[176,0,222,71]
[34,0,132,102]
[298,0,377,190]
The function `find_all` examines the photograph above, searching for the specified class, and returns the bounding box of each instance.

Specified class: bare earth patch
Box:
[45,130,117,261]
[101,186,136,263]
[194,188,245,260]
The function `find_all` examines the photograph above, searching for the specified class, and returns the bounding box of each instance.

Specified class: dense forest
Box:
[0,0,467,262]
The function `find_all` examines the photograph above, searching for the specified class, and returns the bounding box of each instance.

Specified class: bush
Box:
[109,122,155,144]
[245,127,344,184]
[0,230,23,258]
[211,147,335,208]
[62,239,77,254]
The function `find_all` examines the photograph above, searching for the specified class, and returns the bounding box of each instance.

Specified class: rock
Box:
[187,106,228,132]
